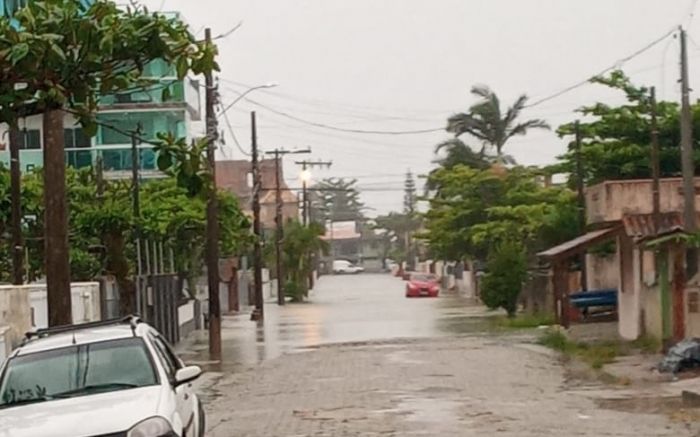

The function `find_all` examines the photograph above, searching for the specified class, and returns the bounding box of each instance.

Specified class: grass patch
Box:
[538,330,619,369]
[493,313,555,330]
[628,335,661,354]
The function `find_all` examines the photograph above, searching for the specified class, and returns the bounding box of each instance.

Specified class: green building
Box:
[0,5,202,177]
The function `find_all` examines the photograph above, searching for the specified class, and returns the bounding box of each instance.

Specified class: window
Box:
[0,338,157,408]
[689,292,700,314]
[97,111,186,146]
[64,128,92,149]
[18,129,41,150]
[149,333,182,379]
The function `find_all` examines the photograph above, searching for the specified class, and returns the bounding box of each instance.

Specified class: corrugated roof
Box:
[537,227,621,260]
[622,212,685,241]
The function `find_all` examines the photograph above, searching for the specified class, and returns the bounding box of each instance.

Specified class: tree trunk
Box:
[44,108,72,327]
[104,232,135,315]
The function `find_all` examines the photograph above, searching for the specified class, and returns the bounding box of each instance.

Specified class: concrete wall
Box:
[617,236,640,340]
[30,283,101,330]
[0,286,32,350]
[586,178,700,224]
[0,326,10,365]
[586,253,619,290]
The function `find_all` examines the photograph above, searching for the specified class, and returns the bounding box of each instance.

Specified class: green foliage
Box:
[284,280,305,303]
[555,70,700,185]
[538,330,575,353]
[153,134,211,197]
[0,0,218,127]
[480,240,528,317]
[268,221,328,302]
[447,85,549,156]
[493,313,555,329]
[0,166,250,286]
[309,178,365,223]
[423,165,579,262]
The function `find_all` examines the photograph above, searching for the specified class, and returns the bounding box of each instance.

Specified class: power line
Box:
[525,27,677,108]
[219,78,460,117]
[219,103,251,157]
[241,96,444,135]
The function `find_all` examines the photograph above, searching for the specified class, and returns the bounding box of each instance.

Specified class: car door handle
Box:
[184,393,189,400]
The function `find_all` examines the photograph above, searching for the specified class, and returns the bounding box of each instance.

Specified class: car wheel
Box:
[198,401,206,437]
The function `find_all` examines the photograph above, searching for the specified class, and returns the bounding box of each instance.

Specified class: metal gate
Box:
[134,239,183,344]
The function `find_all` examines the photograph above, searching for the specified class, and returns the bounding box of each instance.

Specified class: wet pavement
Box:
[190,273,700,436]
[184,273,496,372]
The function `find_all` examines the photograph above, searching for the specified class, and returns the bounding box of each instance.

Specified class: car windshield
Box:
[411,274,436,282]
[0,337,157,409]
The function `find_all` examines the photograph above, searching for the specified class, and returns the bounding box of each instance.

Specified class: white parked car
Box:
[0,316,205,437]
[332,259,364,274]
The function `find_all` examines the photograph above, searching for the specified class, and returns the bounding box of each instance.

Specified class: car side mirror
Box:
[174,365,202,387]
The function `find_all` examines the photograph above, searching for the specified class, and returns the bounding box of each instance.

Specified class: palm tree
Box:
[447,85,550,157]
[433,139,491,170]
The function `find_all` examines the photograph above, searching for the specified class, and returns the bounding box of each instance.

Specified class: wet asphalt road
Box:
[187,273,494,371]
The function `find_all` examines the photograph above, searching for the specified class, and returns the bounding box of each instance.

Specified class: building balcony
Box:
[2,145,163,177]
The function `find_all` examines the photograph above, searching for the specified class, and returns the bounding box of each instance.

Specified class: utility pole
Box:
[204,28,221,360]
[9,126,23,285]
[680,27,698,277]
[268,148,311,305]
[294,159,331,290]
[294,160,332,225]
[251,111,264,321]
[574,121,588,291]
[131,125,142,317]
[651,87,661,235]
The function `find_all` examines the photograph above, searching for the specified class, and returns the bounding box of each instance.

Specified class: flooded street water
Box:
[186,273,495,372]
[195,273,700,436]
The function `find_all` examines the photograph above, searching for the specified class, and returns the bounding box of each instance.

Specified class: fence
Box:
[134,239,183,344]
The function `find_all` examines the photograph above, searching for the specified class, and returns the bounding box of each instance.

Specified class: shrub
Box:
[480,240,527,317]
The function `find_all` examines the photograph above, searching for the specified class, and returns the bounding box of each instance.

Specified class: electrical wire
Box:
[525,27,677,109]
[240,95,445,135]
[219,104,251,157]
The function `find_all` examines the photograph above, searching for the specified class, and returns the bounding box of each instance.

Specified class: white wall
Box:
[29,282,101,330]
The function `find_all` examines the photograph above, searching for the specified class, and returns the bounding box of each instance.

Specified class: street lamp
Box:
[300,169,312,183]
[217,82,279,119]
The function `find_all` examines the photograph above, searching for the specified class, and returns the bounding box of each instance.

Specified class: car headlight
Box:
[127,417,177,437]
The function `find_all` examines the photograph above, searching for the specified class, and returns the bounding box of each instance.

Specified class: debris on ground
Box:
[658,339,700,374]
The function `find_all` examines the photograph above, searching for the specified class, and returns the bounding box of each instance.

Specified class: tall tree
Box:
[0,0,216,324]
[554,70,700,186]
[447,85,549,157]
[310,178,365,223]
[433,139,491,171]
[404,170,417,215]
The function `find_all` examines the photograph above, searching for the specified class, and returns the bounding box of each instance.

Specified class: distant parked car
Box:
[406,273,440,298]
[0,316,205,437]
[333,259,364,274]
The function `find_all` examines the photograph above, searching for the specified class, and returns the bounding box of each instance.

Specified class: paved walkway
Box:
[202,335,700,436]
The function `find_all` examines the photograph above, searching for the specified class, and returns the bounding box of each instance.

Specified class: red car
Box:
[405,273,440,298]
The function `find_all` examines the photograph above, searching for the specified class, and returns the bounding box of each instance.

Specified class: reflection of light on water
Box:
[299,306,324,347]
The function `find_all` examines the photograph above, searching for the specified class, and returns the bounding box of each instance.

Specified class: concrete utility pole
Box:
[251,111,264,321]
[9,126,24,285]
[574,121,588,291]
[267,148,311,305]
[294,160,332,225]
[204,28,222,360]
[650,87,661,235]
[131,125,142,317]
[680,27,698,276]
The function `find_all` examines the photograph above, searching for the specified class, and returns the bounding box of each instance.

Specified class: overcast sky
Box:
[141,0,700,215]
